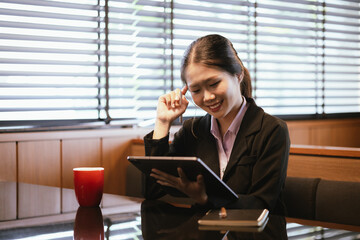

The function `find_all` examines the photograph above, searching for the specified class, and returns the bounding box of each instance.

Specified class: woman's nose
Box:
[203,90,215,102]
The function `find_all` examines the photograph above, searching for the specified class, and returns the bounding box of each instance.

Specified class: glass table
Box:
[1,196,360,240]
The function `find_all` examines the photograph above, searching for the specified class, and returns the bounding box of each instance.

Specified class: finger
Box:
[170,91,176,108]
[151,172,175,185]
[180,86,189,107]
[177,167,187,181]
[174,88,181,106]
[197,174,204,185]
[156,179,175,188]
[152,168,171,177]
[175,88,181,100]
[181,85,188,95]
[151,168,169,179]
[152,168,178,182]
[150,172,164,180]
[164,94,171,108]
[181,95,189,106]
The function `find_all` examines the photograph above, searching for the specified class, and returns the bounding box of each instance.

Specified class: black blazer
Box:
[143,98,290,214]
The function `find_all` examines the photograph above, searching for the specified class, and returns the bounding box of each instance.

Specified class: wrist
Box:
[153,119,171,139]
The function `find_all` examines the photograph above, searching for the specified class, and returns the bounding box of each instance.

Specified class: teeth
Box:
[209,102,221,109]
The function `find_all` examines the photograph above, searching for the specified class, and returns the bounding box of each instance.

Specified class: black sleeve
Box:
[142,125,190,199]
[141,131,168,199]
[144,130,170,156]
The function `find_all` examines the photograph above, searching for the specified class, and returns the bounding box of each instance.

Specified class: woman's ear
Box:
[236,71,244,83]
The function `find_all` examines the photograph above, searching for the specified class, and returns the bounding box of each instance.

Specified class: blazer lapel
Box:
[222,98,264,181]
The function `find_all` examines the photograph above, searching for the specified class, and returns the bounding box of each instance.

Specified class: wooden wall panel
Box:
[61,138,101,212]
[61,188,79,213]
[326,125,360,148]
[17,141,61,218]
[288,127,311,145]
[102,137,132,195]
[18,183,60,218]
[0,142,17,221]
[286,118,360,147]
[309,124,360,147]
[62,138,101,189]
[18,140,60,186]
[288,155,360,182]
[0,142,16,182]
[0,182,16,221]
[310,127,334,147]
[131,143,146,156]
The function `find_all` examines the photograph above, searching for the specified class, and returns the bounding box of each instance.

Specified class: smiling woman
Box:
[143,34,291,214]
[184,64,244,136]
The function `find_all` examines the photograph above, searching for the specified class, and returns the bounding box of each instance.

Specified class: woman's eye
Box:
[210,81,220,87]
[191,89,200,94]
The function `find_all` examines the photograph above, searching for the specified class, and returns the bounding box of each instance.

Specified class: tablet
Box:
[127,156,238,206]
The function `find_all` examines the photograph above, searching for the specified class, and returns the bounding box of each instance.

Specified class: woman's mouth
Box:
[208,101,222,112]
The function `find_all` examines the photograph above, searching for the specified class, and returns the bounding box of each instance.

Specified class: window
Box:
[254,0,360,116]
[0,0,359,130]
[0,0,104,124]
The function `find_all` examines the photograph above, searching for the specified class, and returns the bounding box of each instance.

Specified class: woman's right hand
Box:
[153,86,189,139]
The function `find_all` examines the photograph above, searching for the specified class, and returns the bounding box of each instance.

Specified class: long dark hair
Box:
[180,34,252,98]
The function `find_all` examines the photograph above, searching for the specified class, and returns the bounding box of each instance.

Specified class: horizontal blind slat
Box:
[0,33,99,44]
[0,8,97,21]
[0,72,100,77]
[0,83,102,88]
[0,107,103,112]
[0,20,98,33]
[1,0,99,11]
[0,58,101,66]
[173,2,242,15]
[0,46,100,55]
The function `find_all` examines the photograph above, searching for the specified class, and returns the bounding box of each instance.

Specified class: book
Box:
[198,209,269,228]
[198,218,269,232]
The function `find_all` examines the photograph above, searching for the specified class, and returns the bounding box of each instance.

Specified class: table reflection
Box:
[1,194,359,240]
[74,206,104,240]
[140,200,288,240]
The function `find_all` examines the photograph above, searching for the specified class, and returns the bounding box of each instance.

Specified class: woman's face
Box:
[185,63,243,124]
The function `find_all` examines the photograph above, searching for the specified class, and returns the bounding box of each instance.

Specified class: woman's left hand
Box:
[150,168,208,205]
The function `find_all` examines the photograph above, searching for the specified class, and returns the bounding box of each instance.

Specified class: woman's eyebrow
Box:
[189,77,220,89]
[188,82,198,89]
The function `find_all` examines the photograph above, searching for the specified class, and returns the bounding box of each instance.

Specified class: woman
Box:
[143,34,290,214]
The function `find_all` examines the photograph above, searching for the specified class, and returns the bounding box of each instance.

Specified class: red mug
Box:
[73,167,104,207]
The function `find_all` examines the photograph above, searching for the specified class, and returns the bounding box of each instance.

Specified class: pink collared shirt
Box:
[210,96,248,179]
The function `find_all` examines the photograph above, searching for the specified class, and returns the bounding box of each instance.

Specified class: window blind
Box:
[323,0,360,114]
[0,0,359,129]
[253,0,360,116]
[0,0,105,123]
[107,0,173,120]
[171,0,253,118]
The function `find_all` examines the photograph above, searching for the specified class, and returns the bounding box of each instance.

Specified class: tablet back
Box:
[128,156,238,207]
